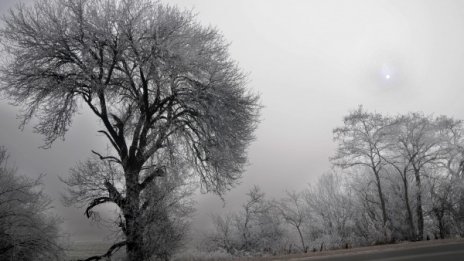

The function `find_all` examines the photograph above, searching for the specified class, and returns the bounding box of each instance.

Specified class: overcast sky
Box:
[2,0,464,242]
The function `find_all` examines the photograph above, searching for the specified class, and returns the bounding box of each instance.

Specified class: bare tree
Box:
[0,147,64,261]
[209,214,236,255]
[347,168,391,243]
[428,174,453,239]
[235,186,269,252]
[332,106,391,241]
[209,186,284,256]
[389,113,448,240]
[0,0,260,260]
[278,190,308,253]
[380,136,417,240]
[431,117,464,237]
[305,172,355,249]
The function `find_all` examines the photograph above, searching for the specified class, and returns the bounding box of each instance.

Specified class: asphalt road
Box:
[292,241,464,261]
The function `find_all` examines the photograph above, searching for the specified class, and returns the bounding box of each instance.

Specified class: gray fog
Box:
[1,0,464,241]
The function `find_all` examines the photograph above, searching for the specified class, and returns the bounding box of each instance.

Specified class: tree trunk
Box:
[435,208,446,239]
[402,174,416,240]
[125,205,146,261]
[296,225,307,253]
[126,237,145,261]
[124,168,146,261]
[458,193,464,236]
[374,170,388,241]
[414,170,424,241]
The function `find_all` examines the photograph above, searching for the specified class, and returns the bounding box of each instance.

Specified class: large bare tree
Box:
[390,113,448,240]
[332,106,391,241]
[0,0,260,260]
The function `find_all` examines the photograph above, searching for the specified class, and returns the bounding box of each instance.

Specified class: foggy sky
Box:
[2,0,464,242]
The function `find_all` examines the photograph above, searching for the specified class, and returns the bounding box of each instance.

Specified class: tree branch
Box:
[79,241,127,261]
[139,167,165,191]
[91,150,122,164]
[85,197,112,218]
[97,130,120,154]
[104,180,125,208]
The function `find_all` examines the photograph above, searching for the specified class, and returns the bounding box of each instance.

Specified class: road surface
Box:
[286,241,464,261]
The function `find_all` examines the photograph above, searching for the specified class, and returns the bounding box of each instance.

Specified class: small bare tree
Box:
[305,172,355,249]
[209,186,284,256]
[235,186,268,252]
[0,0,260,260]
[278,190,308,253]
[210,214,235,255]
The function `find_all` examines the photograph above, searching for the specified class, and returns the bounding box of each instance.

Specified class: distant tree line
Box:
[205,106,464,257]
